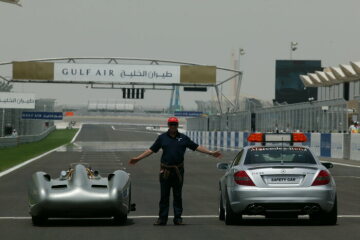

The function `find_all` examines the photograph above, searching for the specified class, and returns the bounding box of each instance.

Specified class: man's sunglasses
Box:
[168,122,178,126]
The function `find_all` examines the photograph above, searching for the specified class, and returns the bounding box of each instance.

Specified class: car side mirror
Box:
[217,162,229,170]
[321,162,333,169]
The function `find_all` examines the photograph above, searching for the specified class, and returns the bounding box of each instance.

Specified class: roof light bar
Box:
[247,133,307,143]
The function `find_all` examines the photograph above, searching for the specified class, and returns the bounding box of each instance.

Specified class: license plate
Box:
[264,175,303,184]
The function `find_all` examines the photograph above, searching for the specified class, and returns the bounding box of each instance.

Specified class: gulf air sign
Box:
[12,62,216,85]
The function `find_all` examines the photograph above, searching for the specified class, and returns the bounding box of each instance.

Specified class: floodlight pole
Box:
[235,48,245,111]
[235,72,243,111]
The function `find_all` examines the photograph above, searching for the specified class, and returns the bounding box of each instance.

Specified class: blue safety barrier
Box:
[220,132,224,148]
[235,132,239,147]
[320,134,331,157]
[185,131,350,159]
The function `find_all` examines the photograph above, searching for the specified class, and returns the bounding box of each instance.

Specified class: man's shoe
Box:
[173,218,185,225]
[153,219,167,226]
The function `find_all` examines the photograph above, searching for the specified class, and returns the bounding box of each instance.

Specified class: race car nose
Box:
[70,165,91,187]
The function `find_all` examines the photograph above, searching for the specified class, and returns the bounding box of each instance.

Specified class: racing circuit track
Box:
[0,123,360,240]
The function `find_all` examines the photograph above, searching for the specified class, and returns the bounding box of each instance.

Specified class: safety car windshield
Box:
[244,147,316,165]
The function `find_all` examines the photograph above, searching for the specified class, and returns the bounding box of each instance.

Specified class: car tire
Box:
[224,194,242,225]
[114,214,128,225]
[31,216,47,226]
[310,197,337,225]
[219,192,225,221]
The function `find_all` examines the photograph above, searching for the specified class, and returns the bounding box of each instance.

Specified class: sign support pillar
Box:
[215,86,223,114]
[1,109,5,137]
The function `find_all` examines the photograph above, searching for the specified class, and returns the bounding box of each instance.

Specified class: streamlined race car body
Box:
[28,163,134,225]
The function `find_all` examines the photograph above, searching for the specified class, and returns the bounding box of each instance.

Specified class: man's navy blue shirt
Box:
[150,131,199,165]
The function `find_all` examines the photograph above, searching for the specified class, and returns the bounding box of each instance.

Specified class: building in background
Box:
[275,60,322,104]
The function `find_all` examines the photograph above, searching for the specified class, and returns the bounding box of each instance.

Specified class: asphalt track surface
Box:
[0,124,360,240]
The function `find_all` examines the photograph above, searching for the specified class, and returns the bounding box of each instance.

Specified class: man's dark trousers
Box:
[159,168,184,222]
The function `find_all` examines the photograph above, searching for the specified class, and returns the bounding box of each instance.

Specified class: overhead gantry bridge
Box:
[0,57,242,113]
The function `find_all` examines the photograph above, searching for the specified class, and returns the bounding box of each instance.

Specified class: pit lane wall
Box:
[186,131,359,161]
[0,126,55,148]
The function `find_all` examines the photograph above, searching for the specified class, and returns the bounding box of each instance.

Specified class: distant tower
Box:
[169,86,181,113]
[231,49,239,102]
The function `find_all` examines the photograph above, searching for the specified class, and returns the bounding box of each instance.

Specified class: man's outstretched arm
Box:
[196,146,222,158]
[129,149,154,165]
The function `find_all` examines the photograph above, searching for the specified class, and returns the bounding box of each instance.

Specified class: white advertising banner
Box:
[310,133,321,157]
[54,63,180,84]
[0,92,35,109]
[350,134,360,161]
[331,133,344,159]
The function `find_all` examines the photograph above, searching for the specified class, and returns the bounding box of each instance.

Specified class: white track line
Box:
[1,215,360,220]
[111,125,159,135]
[330,162,360,169]
[334,176,360,179]
[0,217,31,220]
[0,146,65,178]
[0,127,82,178]
[71,124,83,143]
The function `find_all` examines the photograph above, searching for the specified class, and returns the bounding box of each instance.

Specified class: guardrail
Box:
[186,130,357,161]
[0,126,56,148]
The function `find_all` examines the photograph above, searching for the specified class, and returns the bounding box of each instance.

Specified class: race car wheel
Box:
[224,194,242,225]
[31,216,47,226]
[114,214,128,225]
[219,192,225,221]
[310,197,337,225]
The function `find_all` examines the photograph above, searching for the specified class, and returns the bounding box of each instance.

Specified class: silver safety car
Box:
[217,133,337,225]
[28,163,135,225]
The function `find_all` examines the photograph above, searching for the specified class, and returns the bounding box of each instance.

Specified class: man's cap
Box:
[167,117,179,123]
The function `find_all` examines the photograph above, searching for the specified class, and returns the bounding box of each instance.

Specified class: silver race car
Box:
[217,133,337,225]
[28,163,135,225]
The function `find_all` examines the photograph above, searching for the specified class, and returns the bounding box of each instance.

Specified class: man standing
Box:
[349,121,358,133]
[129,117,222,225]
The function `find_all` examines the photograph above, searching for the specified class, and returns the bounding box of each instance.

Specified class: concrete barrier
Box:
[0,126,56,148]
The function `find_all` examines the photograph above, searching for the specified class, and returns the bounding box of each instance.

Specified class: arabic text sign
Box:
[0,92,35,109]
[22,112,63,120]
[54,63,180,84]
[174,111,203,117]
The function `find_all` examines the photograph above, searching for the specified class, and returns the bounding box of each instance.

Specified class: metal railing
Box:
[187,111,251,131]
[186,99,348,133]
[255,99,348,133]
